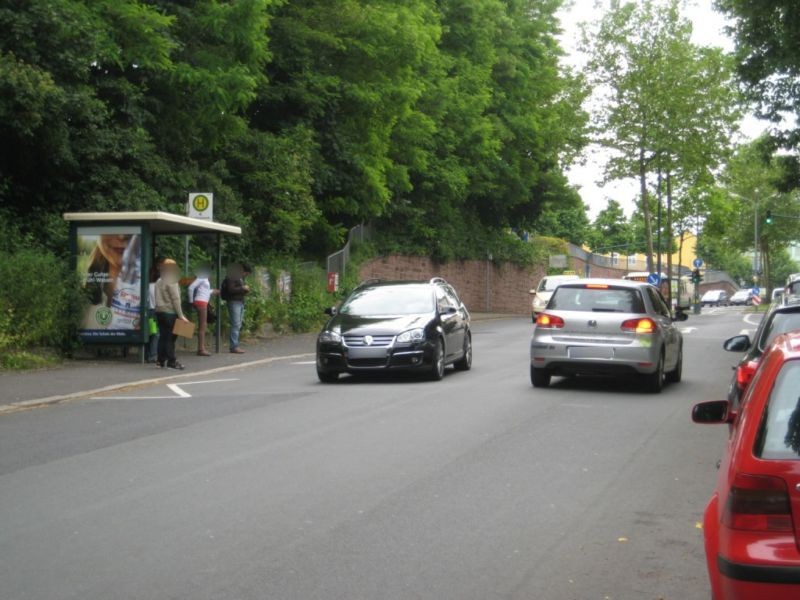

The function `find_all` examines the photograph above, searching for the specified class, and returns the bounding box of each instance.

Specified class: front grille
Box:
[347,358,388,368]
[344,335,394,347]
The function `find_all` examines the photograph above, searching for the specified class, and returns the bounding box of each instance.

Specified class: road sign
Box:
[693,258,703,268]
[647,273,661,286]
[188,192,213,220]
[752,286,760,297]
[752,295,762,306]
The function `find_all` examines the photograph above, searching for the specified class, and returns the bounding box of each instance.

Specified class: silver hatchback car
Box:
[529,279,688,393]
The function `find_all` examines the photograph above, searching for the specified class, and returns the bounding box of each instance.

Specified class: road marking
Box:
[166,383,191,398]
[680,327,697,334]
[744,313,762,327]
[739,329,754,336]
[292,361,316,365]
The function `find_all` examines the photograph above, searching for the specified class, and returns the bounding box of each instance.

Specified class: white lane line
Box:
[166,383,191,398]
[292,361,317,365]
[680,327,697,334]
[740,329,754,336]
[744,313,762,327]
[176,378,239,386]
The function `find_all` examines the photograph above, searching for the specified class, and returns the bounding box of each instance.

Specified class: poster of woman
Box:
[77,226,143,337]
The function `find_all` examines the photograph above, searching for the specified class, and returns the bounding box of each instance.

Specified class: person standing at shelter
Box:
[155,258,189,370]
[188,264,217,357]
[223,263,251,354]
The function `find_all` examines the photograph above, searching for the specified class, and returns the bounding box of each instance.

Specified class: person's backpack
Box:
[220,277,231,301]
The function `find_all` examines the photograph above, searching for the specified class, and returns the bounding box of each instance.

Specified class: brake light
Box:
[536,314,565,329]
[722,473,793,532]
[585,284,609,289]
[736,360,759,389]
[621,318,657,334]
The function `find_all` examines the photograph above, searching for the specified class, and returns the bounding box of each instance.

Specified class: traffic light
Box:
[691,268,702,284]
[766,210,773,225]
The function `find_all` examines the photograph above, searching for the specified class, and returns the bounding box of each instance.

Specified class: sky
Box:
[556,0,769,219]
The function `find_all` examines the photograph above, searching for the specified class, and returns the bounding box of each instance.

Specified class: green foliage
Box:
[0,249,82,365]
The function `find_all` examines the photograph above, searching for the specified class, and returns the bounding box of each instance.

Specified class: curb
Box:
[0,352,315,415]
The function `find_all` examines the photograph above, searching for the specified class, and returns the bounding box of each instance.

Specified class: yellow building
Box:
[586,232,700,272]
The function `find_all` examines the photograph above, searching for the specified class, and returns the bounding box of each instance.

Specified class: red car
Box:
[693,331,800,599]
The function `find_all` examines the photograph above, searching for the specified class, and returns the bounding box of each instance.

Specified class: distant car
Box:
[723,302,800,408]
[693,331,800,600]
[529,274,580,322]
[784,273,800,305]
[701,289,729,307]
[729,289,754,306]
[772,287,784,304]
[529,279,687,393]
[316,278,471,382]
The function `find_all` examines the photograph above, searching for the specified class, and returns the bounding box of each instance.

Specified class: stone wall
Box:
[359,255,547,314]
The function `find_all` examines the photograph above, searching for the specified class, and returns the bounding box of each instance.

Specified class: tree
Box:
[587,200,633,252]
[583,0,740,273]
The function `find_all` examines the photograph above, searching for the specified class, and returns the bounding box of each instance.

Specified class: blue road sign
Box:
[752,286,760,296]
[647,273,661,286]
[693,258,703,268]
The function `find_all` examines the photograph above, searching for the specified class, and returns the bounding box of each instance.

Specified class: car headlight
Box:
[533,296,547,309]
[319,330,342,343]
[397,328,425,343]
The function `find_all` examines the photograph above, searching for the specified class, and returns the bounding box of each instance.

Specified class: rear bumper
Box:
[718,555,800,584]
[530,337,660,376]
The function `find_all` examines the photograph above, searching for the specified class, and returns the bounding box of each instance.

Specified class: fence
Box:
[326,223,372,278]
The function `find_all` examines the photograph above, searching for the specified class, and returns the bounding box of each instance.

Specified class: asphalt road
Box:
[0,307,762,600]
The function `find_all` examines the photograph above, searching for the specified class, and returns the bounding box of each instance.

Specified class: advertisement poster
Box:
[77,226,143,340]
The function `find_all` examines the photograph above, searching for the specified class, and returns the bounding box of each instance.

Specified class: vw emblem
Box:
[364,335,374,346]
[587,320,597,328]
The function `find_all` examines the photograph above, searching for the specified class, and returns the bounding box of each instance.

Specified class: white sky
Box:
[557,0,770,219]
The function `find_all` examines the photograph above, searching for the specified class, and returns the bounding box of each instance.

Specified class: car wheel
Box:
[532,313,536,323]
[666,344,682,384]
[644,351,664,394]
[454,332,472,371]
[530,365,551,388]
[429,337,445,381]
[317,369,339,383]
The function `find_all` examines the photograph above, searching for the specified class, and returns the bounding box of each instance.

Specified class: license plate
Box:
[568,346,614,359]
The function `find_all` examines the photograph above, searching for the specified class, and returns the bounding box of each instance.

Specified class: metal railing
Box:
[326,223,371,278]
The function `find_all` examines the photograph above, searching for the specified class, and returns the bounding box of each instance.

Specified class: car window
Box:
[646,287,670,318]
[754,359,800,460]
[444,285,461,308]
[549,286,646,313]
[758,311,800,352]
[538,278,554,292]
[435,285,456,312]
[340,285,434,316]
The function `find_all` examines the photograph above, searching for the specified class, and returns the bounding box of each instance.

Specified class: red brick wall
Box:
[359,255,547,314]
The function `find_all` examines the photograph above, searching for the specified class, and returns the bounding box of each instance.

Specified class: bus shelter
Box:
[64,211,242,355]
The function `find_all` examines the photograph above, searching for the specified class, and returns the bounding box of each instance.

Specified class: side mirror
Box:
[324,307,337,316]
[529,289,536,295]
[440,305,457,315]
[673,311,689,322]
[723,334,750,352]
[692,400,736,424]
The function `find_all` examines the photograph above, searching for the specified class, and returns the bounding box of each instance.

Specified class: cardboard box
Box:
[172,319,196,338]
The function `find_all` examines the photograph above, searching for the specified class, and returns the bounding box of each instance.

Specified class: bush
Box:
[0,249,82,366]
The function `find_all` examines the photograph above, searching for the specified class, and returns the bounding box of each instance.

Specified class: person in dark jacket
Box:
[224,263,251,353]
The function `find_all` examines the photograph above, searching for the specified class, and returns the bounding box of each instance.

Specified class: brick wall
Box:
[359,255,547,314]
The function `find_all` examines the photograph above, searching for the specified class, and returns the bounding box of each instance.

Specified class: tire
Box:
[666,345,682,384]
[454,332,472,371]
[532,313,536,324]
[428,337,445,381]
[317,369,339,383]
[644,351,665,394]
[530,365,551,388]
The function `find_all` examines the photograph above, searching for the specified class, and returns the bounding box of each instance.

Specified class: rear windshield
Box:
[340,285,434,316]
[758,311,800,351]
[548,286,646,314]
[754,360,800,460]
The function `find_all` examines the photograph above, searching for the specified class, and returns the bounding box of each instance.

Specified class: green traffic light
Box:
[766,210,773,224]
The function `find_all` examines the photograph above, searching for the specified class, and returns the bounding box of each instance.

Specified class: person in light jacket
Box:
[154,258,189,370]
[188,264,217,357]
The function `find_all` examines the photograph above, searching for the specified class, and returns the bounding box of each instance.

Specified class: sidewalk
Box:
[0,313,518,411]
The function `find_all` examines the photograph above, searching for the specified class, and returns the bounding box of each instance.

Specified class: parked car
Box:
[729,289,754,306]
[529,279,687,393]
[529,274,580,322]
[316,278,471,382]
[701,289,729,307]
[723,302,800,408]
[692,331,800,600]
[784,273,800,305]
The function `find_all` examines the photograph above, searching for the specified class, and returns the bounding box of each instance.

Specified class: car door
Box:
[435,285,462,360]
[444,284,467,354]
[647,286,678,369]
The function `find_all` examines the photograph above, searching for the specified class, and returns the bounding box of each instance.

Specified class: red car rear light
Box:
[620,317,657,334]
[536,313,565,329]
[736,360,759,389]
[722,473,793,532]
